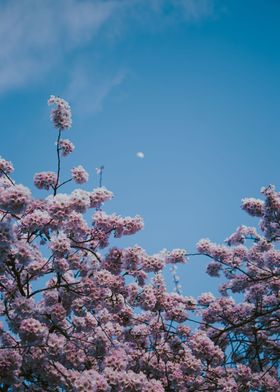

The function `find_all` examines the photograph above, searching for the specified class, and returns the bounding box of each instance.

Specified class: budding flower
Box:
[96,167,103,175]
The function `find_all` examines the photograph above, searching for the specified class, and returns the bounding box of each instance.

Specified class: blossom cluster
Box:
[0,157,14,175]
[48,95,72,129]
[34,171,57,190]
[0,183,31,213]
[71,165,89,184]
[58,138,75,156]
[0,96,278,391]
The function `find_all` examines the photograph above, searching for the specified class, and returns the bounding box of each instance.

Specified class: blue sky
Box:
[1,0,280,296]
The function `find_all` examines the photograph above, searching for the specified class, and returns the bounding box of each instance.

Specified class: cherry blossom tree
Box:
[0,96,278,391]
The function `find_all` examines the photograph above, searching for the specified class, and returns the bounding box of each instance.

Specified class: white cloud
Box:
[125,0,216,24]
[175,0,215,20]
[0,0,218,106]
[65,62,127,114]
[0,0,120,93]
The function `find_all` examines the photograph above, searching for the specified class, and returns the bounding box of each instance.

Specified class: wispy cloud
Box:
[0,0,219,110]
[65,62,127,114]
[175,0,215,20]
[0,0,120,93]
[137,0,215,20]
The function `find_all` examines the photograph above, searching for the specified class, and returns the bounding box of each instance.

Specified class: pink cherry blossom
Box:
[0,183,31,213]
[0,96,278,391]
[34,171,57,190]
[48,95,72,130]
[241,197,264,217]
[58,138,75,156]
[71,165,89,184]
[0,157,14,175]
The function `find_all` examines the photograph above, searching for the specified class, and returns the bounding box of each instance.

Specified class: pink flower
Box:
[48,95,72,130]
[142,255,164,272]
[47,333,66,354]
[53,257,69,273]
[58,138,75,156]
[206,262,222,277]
[241,197,264,217]
[21,210,50,231]
[19,318,47,342]
[196,238,212,253]
[225,225,260,245]
[0,349,22,384]
[71,165,89,184]
[165,248,187,264]
[1,94,279,391]
[70,189,91,212]
[47,193,71,220]
[89,187,113,208]
[93,211,144,237]
[198,292,216,306]
[189,331,224,364]
[140,285,157,310]
[34,171,57,190]
[0,184,31,213]
[49,232,71,255]
[0,222,13,247]
[0,157,14,175]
